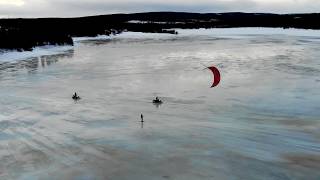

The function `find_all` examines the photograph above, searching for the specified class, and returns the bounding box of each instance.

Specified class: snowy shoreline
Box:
[1,27,320,62]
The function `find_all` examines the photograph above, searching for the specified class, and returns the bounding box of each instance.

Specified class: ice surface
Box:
[1,28,320,179]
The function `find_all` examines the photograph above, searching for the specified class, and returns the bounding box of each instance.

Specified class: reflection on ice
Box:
[0,49,74,78]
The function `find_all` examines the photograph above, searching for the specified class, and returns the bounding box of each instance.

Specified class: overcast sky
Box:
[0,0,319,18]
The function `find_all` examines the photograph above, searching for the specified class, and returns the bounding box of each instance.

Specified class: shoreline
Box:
[1,12,320,51]
[1,27,320,62]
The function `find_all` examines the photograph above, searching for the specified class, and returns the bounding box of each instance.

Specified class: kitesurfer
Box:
[153,97,162,104]
[141,114,144,122]
[72,92,80,100]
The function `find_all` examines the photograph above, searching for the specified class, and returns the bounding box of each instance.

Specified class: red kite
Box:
[208,66,221,88]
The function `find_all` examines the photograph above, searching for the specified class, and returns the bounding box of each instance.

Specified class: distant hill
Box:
[1,12,320,51]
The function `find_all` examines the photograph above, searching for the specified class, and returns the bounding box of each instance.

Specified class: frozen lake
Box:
[1,28,320,179]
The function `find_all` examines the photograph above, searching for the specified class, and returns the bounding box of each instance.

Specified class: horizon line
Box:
[1,11,320,19]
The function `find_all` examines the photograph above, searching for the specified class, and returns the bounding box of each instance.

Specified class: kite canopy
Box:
[208,66,221,88]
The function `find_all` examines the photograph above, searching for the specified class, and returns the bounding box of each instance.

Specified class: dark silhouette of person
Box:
[72,92,80,100]
[141,114,144,122]
[153,96,163,104]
